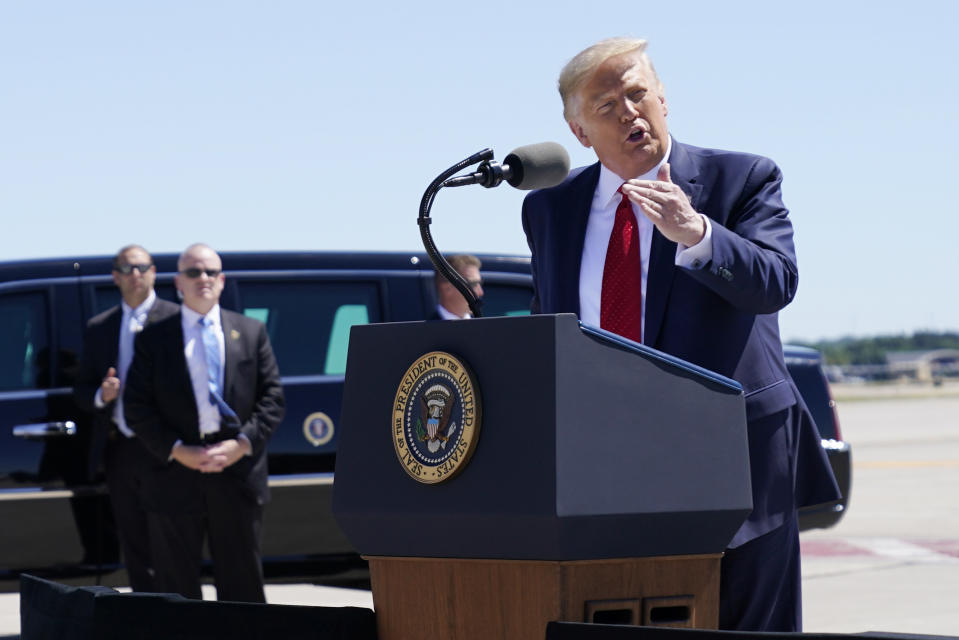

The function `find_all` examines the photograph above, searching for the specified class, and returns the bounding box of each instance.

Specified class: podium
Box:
[333,314,751,640]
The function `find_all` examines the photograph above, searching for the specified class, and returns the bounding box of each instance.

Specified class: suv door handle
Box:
[12,421,77,439]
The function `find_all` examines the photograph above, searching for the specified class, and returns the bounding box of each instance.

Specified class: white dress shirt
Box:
[436,304,471,320]
[578,138,713,343]
[94,290,157,437]
[180,304,225,436]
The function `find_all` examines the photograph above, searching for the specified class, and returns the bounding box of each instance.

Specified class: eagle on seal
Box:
[419,384,457,453]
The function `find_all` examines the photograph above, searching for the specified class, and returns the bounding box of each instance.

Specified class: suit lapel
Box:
[560,163,601,314]
[644,139,702,347]
[220,310,243,404]
[147,311,200,438]
[103,308,122,366]
[169,312,198,405]
[144,299,167,325]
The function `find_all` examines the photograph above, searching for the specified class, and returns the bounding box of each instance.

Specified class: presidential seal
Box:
[302,412,335,447]
[392,351,481,484]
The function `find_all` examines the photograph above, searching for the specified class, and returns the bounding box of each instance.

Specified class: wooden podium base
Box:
[367,554,721,640]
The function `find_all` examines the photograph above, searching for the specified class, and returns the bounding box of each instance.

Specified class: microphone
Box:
[442,142,570,190]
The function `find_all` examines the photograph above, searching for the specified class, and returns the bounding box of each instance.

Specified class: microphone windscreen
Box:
[504,142,570,190]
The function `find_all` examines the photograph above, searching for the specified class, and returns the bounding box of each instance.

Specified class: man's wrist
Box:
[676,215,713,269]
[237,434,253,456]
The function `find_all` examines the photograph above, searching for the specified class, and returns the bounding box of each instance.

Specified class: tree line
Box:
[794,331,959,366]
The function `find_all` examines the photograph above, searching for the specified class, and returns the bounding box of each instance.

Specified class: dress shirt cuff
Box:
[168,439,183,461]
[94,387,106,409]
[675,214,713,270]
[237,433,253,456]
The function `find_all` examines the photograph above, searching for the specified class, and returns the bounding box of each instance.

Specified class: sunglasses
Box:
[179,268,222,279]
[114,263,153,275]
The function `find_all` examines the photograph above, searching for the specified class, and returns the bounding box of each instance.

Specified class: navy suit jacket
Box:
[123,308,285,513]
[522,138,839,546]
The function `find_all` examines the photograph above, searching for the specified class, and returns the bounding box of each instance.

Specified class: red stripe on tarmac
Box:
[912,539,959,559]
[800,539,877,557]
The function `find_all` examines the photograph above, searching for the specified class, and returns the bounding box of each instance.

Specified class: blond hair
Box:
[558,37,662,121]
[435,254,482,285]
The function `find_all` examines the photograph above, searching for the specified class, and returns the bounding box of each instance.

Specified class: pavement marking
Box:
[913,539,959,559]
[802,537,959,564]
[800,539,876,557]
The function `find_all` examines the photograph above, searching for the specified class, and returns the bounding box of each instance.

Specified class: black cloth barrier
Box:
[546,621,959,640]
[20,574,376,640]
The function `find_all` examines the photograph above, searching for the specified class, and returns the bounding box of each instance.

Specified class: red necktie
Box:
[600,187,642,342]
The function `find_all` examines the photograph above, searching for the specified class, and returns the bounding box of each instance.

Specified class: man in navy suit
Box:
[124,243,284,602]
[522,37,839,631]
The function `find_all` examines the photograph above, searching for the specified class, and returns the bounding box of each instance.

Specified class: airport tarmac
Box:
[3,385,957,638]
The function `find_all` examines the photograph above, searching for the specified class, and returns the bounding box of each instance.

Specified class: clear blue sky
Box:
[3,1,956,342]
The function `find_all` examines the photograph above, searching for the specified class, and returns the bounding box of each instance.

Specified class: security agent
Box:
[73,245,179,591]
[123,243,284,602]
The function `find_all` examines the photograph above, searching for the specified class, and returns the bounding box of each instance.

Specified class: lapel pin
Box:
[230,329,240,340]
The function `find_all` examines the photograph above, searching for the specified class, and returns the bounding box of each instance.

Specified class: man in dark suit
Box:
[124,243,284,602]
[521,38,839,631]
[73,245,179,591]
[431,254,484,320]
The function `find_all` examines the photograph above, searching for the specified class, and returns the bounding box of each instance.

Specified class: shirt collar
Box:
[437,304,470,320]
[121,290,157,318]
[597,136,673,209]
[181,303,221,329]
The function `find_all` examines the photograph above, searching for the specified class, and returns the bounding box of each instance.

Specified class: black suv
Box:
[0,251,533,589]
[0,251,848,589]
[785,345,852,529]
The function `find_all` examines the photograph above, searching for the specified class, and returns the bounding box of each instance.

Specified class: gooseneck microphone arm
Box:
[418,148,492,318]
[418,142,570,319]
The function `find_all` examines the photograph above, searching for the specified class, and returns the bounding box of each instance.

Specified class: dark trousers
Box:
[719,510,802,631]
[147,476,266,603]
[104,435,156,592]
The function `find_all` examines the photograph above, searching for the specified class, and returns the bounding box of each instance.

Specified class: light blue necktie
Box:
[200,316,239,426]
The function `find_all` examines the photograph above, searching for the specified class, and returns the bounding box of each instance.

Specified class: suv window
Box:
[0,291,50,391]
[482,283,532,317]
[237,281,381,377]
